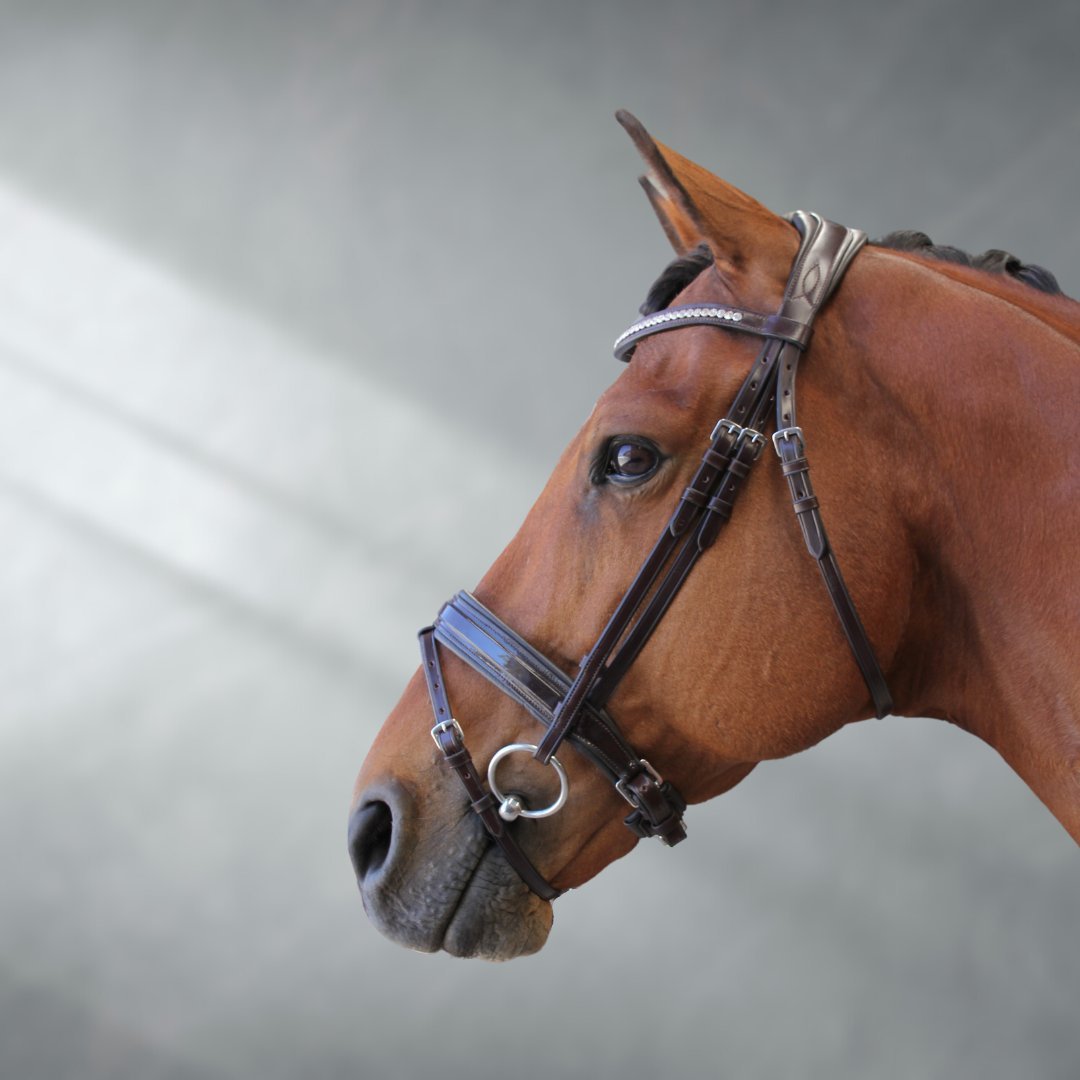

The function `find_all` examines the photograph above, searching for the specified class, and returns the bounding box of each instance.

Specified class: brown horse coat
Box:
[350,113,1080,960]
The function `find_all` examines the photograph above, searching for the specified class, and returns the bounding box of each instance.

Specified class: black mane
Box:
[639,243,715,315]
[874,230,1062,295]
[638,231,1063,315]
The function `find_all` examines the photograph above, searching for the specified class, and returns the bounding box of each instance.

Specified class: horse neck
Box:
[838,248,1080,840]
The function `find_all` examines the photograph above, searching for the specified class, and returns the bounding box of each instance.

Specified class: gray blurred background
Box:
[1,1,1077,1078]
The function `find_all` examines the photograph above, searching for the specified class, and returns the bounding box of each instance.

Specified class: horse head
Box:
[348,113,1079,960]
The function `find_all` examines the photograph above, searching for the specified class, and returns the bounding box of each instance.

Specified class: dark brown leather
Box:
[771,214,893,718]
[433,594,687,845]
[419,626,562,901]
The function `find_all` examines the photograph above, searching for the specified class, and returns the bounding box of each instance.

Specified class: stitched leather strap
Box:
[770,215,892,718]
[434,595,687,845]
[419,626,562,901]
[591,424,769,705]
[773,428,892,718]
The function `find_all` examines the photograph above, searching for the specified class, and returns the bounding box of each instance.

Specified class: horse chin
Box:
[440,843,554,960]
[360,812,553,961]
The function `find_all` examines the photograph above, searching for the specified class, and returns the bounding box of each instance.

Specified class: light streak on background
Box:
[0,2,1077,1077]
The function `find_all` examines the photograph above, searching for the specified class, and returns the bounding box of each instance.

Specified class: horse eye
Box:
[603,438,660,485]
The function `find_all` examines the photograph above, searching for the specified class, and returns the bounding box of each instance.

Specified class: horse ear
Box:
[616,110,795,285]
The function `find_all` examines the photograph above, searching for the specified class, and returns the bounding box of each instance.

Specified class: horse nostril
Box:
[349,800,394,882]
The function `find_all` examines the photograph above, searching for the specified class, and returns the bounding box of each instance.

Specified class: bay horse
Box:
[350,112,1080,960]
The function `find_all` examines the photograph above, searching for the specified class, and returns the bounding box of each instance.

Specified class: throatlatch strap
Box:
[771,215,893,717]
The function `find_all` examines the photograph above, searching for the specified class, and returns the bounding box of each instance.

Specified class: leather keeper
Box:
[762,313,812,347]
[679,486,709,509]
[624,779,688,844]
[726,456,752,480]
[470,792,499,816]
[705,494,735,520]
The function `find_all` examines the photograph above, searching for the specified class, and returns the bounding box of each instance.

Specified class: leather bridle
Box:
[419,212,894,901]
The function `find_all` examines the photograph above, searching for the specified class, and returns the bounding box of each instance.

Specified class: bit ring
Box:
[487,743,569,821]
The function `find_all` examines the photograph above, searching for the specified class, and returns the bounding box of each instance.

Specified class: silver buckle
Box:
[615,758,664,807]
[710,419,766,460]
[772,426,805,456]
[709,417,743,443]
[430,717,464,748]
[740,426,766,459]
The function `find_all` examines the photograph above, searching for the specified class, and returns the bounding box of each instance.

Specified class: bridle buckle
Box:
[615,758,665,807]
[740,426,767,459]
[710,418,766,459]
[772,426,805,456]
[430,717,464,749]
[710,416,743,443]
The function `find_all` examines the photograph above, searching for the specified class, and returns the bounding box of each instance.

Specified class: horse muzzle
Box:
[348,777,554,960]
